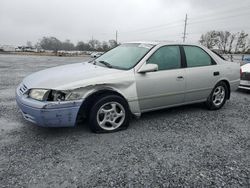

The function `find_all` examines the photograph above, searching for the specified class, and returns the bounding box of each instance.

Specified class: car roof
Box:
[124,41,160,45]
[123,41,203,47]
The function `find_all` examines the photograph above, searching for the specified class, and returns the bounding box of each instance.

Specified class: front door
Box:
[135,45,186,112]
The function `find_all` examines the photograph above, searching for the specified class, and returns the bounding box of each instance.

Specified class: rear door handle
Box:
[214,71,220,76]
[176,76,184,81]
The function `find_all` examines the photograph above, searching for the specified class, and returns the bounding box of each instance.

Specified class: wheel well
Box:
[76,89,129,120]
[220,80,231,99]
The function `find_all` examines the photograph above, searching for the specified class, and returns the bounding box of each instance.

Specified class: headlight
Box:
[65,92,82,101]
[50,90,82,101]
[28,89,82,101]
[29,89,49,101]
[50,90,66,101]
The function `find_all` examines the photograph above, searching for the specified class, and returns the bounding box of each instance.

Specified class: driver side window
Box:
[147,45,181,71]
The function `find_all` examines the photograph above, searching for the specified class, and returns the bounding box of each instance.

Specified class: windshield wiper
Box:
[96,60,113,68]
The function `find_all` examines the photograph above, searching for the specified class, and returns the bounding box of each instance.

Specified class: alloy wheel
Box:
[97,102,125,131]
[212,86,226,107]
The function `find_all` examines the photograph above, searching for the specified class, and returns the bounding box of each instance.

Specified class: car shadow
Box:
[137,102,206,119]
[21,118,91,137]
[21,102,207,134]
[17,102,212,139]
[237,88,250,94]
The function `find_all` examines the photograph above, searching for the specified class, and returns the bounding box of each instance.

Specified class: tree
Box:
[235,31,248,53]
[34,37,123,53]
[39,37,62,53]
[228,33,236,54]
[245,39,250,54]
[26,41,33,48]
[108,40,118,49]
[61,39,75,51]
[216,31,231,53]
[200,30,249,54]
[199,31,219,49]
[101,41,109,51]
[88,39,101,50]
[76,41,90,51]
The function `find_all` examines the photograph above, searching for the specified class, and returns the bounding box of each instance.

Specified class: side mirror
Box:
[138,64,158,73]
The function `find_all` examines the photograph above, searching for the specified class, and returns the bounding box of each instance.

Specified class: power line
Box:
[118,23,183,39]
[182,8,250,41]
[118,3,250,42]
[120,11,249,38]
[189,10,250,24]
[189,11,250,26]
[189,5,250,21]
[188,26,250,36]
[120,19,183,34]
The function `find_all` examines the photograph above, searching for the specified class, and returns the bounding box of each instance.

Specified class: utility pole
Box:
[183,14,188,42]
[115,30,118,44]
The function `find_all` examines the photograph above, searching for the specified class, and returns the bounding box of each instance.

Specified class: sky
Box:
[1,0,250,46]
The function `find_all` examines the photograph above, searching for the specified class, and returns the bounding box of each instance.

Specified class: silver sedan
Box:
[16,42,240,133]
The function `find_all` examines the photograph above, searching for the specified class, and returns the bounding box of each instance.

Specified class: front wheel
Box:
[206,82,228,110]
[88,95,130,133]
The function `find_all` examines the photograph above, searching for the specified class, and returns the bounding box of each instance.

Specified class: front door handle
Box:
[176,76,184,81]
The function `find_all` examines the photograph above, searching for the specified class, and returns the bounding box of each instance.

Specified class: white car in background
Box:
[91,52,104,58]
[242,55,250,64]
[239,63,250,90]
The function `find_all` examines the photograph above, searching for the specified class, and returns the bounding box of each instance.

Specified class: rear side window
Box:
[184,46,212,67]
[147,46,181,70]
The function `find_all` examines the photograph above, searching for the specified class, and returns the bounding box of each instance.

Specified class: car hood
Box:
[242,63,250,72]
[23,62,124,90]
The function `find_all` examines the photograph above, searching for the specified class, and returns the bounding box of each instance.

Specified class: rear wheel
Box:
[88,95,130,133]
[206,82,228,110]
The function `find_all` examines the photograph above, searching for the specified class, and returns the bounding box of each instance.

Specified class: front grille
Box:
[241,72,250,81]
[19,84,28,95]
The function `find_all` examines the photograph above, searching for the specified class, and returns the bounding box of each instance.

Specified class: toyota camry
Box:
[16,42,240,133]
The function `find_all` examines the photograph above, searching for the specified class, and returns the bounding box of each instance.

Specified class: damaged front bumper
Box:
[16,88,83,127]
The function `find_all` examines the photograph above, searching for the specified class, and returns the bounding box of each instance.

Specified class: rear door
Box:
[183,45,220,102]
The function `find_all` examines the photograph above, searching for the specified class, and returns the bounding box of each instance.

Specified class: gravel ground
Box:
[0,54,250,187]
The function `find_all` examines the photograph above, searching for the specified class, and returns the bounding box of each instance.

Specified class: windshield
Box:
[95,43,154,70]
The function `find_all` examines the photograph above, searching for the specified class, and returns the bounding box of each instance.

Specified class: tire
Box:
[206,81,228,110]
[88,95,130,133]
